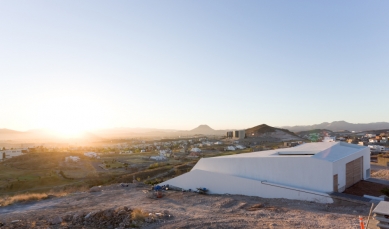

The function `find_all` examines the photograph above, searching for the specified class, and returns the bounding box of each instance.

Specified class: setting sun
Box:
[51,124,86,138]
[34,94,110,138]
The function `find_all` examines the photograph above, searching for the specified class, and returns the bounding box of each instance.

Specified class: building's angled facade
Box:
[160,142,370,203]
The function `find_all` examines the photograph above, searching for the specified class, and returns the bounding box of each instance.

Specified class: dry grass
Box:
[0,193,49,206]
[49,184,90,194]
[0,185,90,207]
[131,208,149,221]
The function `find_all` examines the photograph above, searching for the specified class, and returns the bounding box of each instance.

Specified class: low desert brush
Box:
[0,185,90,206]
[0,193,48,206]
[131,208,149,221]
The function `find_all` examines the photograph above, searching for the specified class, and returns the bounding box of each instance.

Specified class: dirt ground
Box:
[0,183,378,229]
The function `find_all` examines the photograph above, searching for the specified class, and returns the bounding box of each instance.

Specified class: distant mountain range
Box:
[177,125,227,136]
[91,125,228,138]
[1,121,388,142]
[281,121,389,132]
[0,125,228,141]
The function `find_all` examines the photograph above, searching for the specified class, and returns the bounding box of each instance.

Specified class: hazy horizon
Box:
[2,1,389,136]
[2,120,389,133]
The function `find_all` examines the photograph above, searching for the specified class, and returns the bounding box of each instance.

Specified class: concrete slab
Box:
[373,201,389,215]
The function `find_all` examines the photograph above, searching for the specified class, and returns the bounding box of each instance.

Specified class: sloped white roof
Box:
[218,142,366,162]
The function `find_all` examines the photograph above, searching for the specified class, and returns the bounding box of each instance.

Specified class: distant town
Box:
[1,122,388,163]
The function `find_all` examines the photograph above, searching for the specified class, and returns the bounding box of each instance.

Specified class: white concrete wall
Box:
[160,169,333,204]
[193,156,333,193]
[332,147,371,192]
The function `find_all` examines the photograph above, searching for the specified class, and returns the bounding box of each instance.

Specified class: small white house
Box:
[190,148,202,153]
[160,142,370,203]
[235,145,246,150]
[369,139,378,143]
[225,146,236,151]
[150,155,166,161]
[84,152,99,158]
[368,145,385,152]
[65,156,80,162]
[322,136,336,142]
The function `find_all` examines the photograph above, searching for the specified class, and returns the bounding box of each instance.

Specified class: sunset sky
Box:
[1,1,389,134]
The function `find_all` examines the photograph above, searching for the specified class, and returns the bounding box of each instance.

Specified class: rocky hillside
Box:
[246,124,297,137]
[245,124,302,141]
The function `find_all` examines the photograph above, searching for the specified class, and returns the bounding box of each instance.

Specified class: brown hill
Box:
[245,124,299,138]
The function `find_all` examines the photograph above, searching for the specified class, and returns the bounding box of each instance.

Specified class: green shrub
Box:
[149,163,160,169]
[381,187,389,196]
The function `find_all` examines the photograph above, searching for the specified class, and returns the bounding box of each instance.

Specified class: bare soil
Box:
[0,183,378,229]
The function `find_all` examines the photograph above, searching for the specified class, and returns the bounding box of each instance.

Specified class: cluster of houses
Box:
[346,133,389,153]
[364,134,388,144]
[299,130,336,142]
[64,152,99,163]
[305,132,389,153]
[150,150,173,161]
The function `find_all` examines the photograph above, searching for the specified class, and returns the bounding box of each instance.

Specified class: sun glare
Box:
[52,124,85,138]
[35,94,110,138]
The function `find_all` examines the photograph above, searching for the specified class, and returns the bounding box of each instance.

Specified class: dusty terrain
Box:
[0,183,377,229]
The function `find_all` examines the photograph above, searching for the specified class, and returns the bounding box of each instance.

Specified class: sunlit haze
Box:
[1,1,389,132]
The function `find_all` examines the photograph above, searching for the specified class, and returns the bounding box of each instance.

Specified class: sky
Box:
[1,1,389,134]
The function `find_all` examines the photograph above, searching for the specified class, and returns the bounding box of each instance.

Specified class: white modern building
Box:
[0,149,24,161]
[226,130,246,140]
[160,142,370,203]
